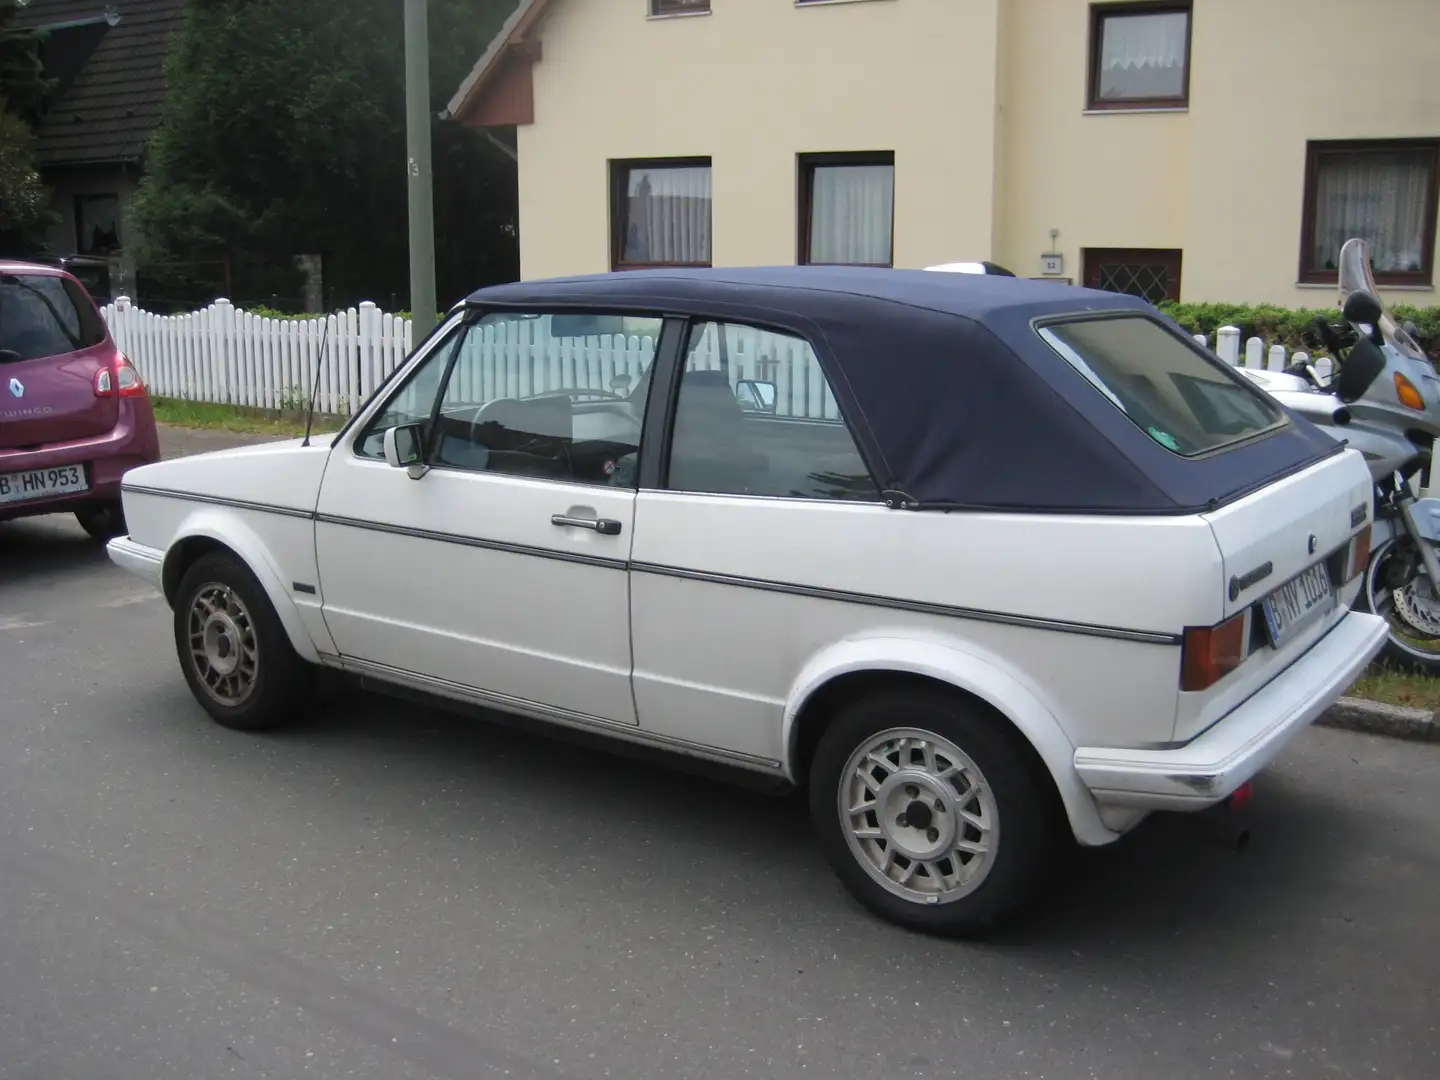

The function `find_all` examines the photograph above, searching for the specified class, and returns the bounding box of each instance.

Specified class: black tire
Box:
[1354,540,1440,676]
[808,687,1059,937]
[173,551,312,731]
[74,499,127,541]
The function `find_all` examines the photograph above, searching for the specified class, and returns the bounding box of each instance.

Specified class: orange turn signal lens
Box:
[1347,523,1372,582]
[1181,612,1248,692]
[1395,373,1425,411]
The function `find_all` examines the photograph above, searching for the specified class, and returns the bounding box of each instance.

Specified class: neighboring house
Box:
[447,0,1440,307]
[12,0,184,296]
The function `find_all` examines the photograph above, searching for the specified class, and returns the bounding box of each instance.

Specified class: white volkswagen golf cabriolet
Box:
[108,267,1386,935]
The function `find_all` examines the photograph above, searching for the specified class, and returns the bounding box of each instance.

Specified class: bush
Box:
[1157,300,1440,360]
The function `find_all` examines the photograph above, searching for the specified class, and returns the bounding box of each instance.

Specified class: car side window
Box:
[357,311,662,488]
[664,321,880,502]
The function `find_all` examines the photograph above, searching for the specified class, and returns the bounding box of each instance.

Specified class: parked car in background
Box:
[106,267,1384,935]
[0,260,159,540]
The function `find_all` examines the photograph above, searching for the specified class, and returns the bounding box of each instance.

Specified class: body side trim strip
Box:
[630,561,1183,646]
[123,488,1181,643]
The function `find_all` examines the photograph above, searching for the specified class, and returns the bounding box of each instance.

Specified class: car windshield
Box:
[0,273,106,362]
[1039,315,1285,456]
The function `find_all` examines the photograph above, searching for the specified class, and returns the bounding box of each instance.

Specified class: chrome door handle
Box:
[551,514,622,536]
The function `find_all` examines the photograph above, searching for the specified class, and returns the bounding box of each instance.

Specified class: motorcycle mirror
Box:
[1342,290,1385,326]
[1334,335,1387,403]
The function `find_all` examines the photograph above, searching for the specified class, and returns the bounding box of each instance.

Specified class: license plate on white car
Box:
[0,464,89,505]
[1261,561,1335,647]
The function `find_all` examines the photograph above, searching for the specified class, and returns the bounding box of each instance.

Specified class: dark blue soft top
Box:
[465,267,1340,515]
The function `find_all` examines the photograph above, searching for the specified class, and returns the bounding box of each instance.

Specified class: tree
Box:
[132,0,518,312]
[0,0,52,246]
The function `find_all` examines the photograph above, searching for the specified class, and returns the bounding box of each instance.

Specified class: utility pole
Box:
[404,0,437,335]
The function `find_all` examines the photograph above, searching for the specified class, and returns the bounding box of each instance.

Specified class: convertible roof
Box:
[465,268,1340,515]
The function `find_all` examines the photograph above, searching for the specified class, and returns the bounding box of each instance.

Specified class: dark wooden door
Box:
[1083,248,1184,302]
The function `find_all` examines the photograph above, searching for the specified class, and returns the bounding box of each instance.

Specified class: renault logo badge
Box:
[1308,533,1318,555]
[7,377,21,399]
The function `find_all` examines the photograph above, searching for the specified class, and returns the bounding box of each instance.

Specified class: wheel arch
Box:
[781,636,1117,847]
[161,511,322,664]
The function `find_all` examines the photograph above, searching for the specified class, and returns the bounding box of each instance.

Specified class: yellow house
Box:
[448,0,1440,307]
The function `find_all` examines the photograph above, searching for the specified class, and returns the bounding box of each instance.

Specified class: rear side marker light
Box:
[1181,611,1248,692]
[1346,524,1372,582]
[94,353,146,399]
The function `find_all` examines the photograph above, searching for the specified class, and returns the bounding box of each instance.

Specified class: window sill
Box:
[796,0,897,7]
[1295,281,1434,292]
[646,10,711,19]
[1082,106,1188,116]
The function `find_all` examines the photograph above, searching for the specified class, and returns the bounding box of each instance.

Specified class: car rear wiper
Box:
[0,273,84,351]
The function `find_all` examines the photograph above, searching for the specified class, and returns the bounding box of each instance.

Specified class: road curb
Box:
[1317,697,1437,743]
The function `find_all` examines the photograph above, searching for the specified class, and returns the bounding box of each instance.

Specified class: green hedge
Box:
[1158,300,1440,359]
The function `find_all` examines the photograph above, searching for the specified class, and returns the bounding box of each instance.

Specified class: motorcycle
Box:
[1238,238,1440,672]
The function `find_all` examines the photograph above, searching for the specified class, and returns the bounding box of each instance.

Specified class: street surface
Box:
[1,429,1437,1079]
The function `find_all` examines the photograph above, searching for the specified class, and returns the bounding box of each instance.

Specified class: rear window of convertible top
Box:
[1037,315,1285,457]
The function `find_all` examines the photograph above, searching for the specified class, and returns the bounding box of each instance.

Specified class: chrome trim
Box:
[121,485,314,520]
[629,561,1182,646]
[315,513,629,570]
[337,655,785,775]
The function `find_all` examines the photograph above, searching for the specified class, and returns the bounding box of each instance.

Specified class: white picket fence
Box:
[101,298,414,416]
[97,297,1333,417]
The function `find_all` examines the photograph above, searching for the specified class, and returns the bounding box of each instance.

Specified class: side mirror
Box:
[1334,336,1387,404]
[609,374,633,392]
[1342,290,1385,326]
[382,423,427,478]
[734,378,777,413]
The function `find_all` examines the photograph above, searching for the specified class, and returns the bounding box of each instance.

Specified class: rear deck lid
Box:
[0,270,117,449]
[1176,447,1373,741]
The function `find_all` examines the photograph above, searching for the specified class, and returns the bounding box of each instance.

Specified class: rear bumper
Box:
[0,398,159,520]
[1074,609,1388,811]
[106,535,165,590]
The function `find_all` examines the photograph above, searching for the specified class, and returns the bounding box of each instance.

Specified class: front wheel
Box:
[1356,536,1440,675]
[808,689,1059,937]
[173,552,312,731]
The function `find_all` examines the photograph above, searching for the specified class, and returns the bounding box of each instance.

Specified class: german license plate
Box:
[1261,561,1335,647]
[0,464,89,505]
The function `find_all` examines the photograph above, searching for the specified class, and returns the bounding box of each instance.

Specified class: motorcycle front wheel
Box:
[1356,537,1440,675]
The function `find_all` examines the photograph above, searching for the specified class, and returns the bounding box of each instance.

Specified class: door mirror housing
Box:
[382,423,428,478]
[734,378,777,413]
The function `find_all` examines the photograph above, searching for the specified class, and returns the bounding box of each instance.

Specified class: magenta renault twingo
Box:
[0,261,159,540]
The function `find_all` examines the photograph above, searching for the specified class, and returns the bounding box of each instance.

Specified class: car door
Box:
[314,308,666,726]
[629,319,888,762]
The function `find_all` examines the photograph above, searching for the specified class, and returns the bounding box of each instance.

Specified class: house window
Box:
[799,152,894,266]
[1087,2,1191,110]
[610,158,712,270]
[1299,139,1440,286]
[75,194,121,255]
[650,0,709,15]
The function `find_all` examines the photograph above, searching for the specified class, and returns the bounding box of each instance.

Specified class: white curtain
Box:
[1313,152,1432,273]
[808,164,894,265]
[1097,11,1188,100]
[621,166,712,265]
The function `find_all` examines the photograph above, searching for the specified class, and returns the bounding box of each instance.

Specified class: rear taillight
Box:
[1346,524,1372,582]
[1181,611,1249,692]
[94,353,146,398]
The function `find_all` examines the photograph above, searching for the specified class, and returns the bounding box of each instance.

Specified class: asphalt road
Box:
[2,476,1438,1078]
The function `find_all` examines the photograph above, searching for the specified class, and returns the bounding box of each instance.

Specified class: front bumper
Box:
[1074,609,1388,811]
[106,535,165,590]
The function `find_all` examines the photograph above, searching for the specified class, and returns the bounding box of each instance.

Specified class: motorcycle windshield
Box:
[1338,237,1428,363]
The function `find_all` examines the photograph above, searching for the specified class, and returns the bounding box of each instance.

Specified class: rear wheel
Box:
[809,688,1058,936]
[173,552,311,731]
[74,499,126,541]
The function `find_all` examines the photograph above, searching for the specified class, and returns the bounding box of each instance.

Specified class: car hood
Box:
[122,434,337,514]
